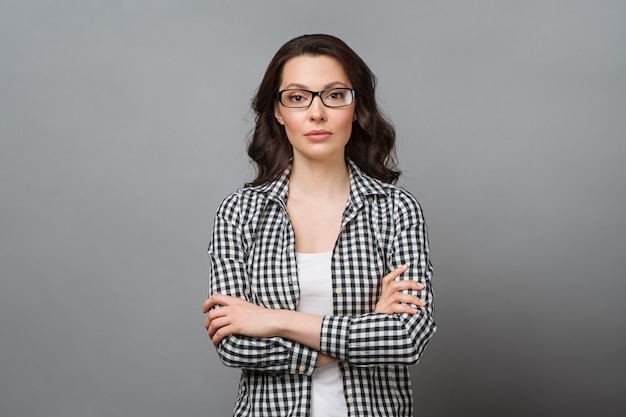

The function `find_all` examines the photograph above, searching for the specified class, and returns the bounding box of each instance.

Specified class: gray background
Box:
[1,1,624,416]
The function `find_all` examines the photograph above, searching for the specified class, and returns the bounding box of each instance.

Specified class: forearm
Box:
[271,307,435,368]
[320,311,436,366]
[271,309,324,351]
[216,334,319,375]
[207,296,331,372]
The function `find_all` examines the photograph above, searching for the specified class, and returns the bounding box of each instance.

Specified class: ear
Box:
[274,105,285,125]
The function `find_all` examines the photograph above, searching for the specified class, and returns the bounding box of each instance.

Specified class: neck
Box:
[289,156,350,199]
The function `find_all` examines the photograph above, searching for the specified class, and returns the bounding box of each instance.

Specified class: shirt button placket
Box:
[332,251,342,295]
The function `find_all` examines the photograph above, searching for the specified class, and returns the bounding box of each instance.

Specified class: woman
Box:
[203,34,435,417]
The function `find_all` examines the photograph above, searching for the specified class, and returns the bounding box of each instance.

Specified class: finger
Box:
[203,293,232,312]
[207,308,224,324]
[205,307,227,331]
[382,265,407,283]
[207,316,231,339]
[393,293,426,307]
[211,324,232,346]
[387,280,425,292]
[382,280,421,303]
[391,303,419,315]
[381,264,410,292]
[386,264,410,280]
[381,290,426,307]
[375,298,419,315]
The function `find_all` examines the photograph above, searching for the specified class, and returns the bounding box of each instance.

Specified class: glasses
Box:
[277,88,355,108]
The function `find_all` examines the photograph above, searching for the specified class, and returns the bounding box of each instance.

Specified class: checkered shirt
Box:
[208,160,436,417]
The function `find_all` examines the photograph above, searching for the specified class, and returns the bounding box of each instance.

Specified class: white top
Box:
[296,251,348,417]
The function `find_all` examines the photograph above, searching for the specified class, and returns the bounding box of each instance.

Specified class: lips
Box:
[305,129,332,142]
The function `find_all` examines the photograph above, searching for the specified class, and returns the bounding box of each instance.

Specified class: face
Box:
[274,55,356,164]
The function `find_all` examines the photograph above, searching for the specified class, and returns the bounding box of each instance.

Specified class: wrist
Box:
[271,310,324,350]
[270,309,292,338]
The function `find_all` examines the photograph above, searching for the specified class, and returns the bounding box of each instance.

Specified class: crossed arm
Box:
[203,264,426,366]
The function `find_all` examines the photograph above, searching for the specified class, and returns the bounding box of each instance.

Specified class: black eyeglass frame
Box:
[276,88,356,109]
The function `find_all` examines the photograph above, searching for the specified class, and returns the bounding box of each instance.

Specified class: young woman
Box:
[203,34,436,417]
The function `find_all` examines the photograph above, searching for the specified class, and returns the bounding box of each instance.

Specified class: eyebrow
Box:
[282,81,351,90]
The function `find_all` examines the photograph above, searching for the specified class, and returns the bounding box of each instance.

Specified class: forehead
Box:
[279,55,350,89]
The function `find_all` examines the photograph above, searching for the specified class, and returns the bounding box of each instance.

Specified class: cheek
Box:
[280,115,297,133]
[339,112,357,132]
[285,112,299,124]
[280,115,304,143]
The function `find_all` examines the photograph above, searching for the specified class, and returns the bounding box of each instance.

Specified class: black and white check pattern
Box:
[208,160,436,417]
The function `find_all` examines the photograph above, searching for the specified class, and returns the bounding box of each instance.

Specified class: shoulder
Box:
[357,170,421,210]
[360,175,425,227]
[388,184,422,214]
[349,160,421,212]
[214,186,266,222]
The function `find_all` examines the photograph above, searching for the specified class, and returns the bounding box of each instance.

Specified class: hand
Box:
[374,264,426,315]
[203,294,276,345]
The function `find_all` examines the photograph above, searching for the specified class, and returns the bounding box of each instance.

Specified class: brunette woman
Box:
[203,34,436,417]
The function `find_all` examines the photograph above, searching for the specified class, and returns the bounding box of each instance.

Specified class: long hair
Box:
[247,34,400,186]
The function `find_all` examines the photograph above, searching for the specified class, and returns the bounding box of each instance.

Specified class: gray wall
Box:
[1,1,624,416]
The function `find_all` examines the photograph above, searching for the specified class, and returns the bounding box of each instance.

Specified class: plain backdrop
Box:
[1,1,624,416]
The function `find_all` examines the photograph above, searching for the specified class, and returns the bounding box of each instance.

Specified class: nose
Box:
[308,95,327,121]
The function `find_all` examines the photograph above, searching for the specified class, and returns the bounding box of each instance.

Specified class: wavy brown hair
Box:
[247,34,400,186]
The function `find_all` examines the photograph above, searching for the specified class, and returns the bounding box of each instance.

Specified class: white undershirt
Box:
[295,251,348,417]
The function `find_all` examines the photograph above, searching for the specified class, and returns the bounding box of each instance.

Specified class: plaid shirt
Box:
[208,160,436,417]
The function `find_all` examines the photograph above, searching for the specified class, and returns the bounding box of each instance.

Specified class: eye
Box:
[286,90,311,103]
[324,89,349,102]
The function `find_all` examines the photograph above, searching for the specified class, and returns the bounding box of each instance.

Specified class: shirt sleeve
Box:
[319,190,436,366]
[208,192,318,376]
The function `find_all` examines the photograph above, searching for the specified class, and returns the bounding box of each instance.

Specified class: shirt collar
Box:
[247,164,291,205]
[346,159,387,209]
